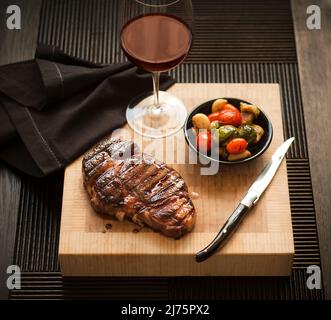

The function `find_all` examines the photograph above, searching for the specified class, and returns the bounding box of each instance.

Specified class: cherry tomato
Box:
[208,112,220,123]
[196,131,211,152]
[218,109,242,126]
[221,103,239,113]
[226,138,248,154]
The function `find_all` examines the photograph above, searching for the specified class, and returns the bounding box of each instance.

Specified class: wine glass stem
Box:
[152,72,161,112]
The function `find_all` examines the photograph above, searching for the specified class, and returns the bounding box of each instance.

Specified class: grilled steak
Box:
[82,138,196,238]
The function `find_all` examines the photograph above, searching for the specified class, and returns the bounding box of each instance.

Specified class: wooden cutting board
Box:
[59,84,294,277]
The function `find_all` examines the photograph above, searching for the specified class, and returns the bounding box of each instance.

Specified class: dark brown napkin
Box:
[0,45,175,177]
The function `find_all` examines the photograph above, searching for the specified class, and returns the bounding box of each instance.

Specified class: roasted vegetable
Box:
[208,112,221,123]
[196,131,211,152]
[212,99,228,113]
[221,104,239,113]
[241,111,254,125]
[192,113,210,130]
[210,121,221,130]
[226,138,248,154]
[240,103,260,118]
[192,99,265,162]
[219,147,229,159]
[210,125,220,146]
[218,109,242,126]
[250,124,265,143]
[218,125,237,144]
[228,150,252,161]
[236,125,257,145]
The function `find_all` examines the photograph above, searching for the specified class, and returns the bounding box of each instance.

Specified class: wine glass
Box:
[119,0,193,139]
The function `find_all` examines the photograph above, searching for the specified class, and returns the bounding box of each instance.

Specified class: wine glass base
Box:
[126,91,187,139]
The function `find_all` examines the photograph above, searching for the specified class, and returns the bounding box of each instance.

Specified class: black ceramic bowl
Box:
[184,98,273,165]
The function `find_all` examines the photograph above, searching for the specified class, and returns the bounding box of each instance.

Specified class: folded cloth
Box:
[0,45,175,177]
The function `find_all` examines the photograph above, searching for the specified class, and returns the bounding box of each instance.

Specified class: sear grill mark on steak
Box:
[82,138,196,238]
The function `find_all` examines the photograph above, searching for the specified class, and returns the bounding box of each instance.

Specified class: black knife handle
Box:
[195,203,250,262]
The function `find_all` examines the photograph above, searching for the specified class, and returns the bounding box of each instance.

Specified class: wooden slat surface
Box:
[291,0,331,299]
[59,83,294,277]
[0,0,41,63]
[0,0,42,299]
[37,0,297,64]
[0,166,21,299]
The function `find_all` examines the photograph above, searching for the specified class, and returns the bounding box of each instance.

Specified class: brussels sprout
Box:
[236,125,257,145]
[250,124,265,143]
[210,121,221,130]
[218,125,237,144]
[219,147,229,160]
[241,111,254,125]
[228,150,252,161]
[240,103,260,118]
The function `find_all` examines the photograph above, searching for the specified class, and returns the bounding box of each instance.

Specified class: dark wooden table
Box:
[292,0,331,298]
[0,0,330,300]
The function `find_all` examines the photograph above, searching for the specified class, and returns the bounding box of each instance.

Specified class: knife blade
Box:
[195,137,295,262]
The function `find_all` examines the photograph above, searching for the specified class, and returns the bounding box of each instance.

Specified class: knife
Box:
[196,137,295,262]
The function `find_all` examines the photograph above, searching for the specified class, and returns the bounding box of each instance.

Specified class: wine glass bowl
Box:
[119,0,193,138]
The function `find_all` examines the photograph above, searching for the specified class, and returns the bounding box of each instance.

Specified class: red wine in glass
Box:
[121,13,192,72]
[119,0,193,139]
